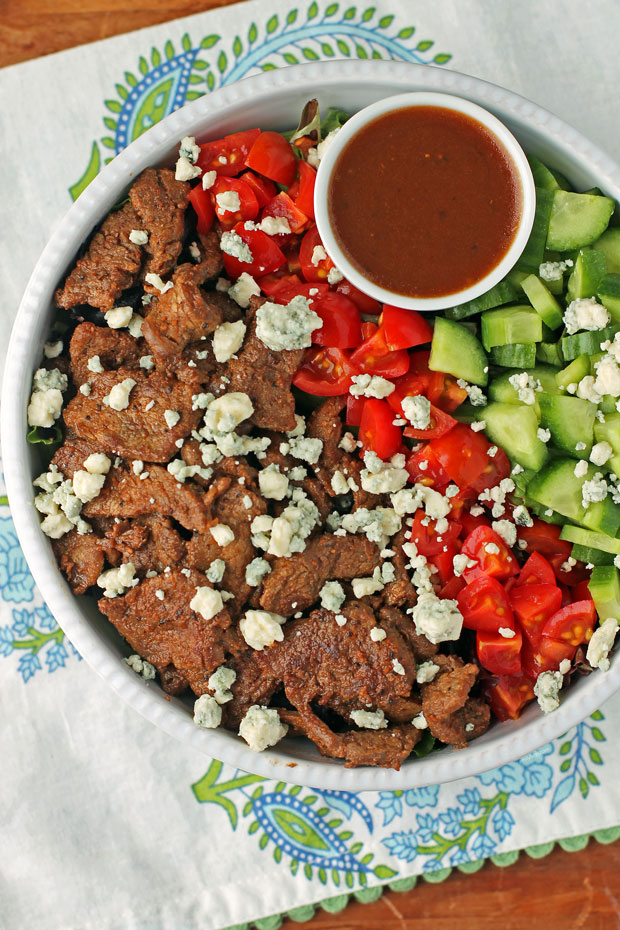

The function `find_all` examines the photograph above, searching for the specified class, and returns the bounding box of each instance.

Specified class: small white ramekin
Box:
[314,91,536,311]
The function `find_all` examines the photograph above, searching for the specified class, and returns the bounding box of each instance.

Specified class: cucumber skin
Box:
[594,228,620,275]
[489,343,536,368]
[588,566,620,622]
[520,274,564,329]
[547,191,615,251]
[561,523,620,556]
[567,249,607,302]
[571,544,615,565]
[481,306,543,352]
[537,342,564,367]
[517,187,555,273]
[445,281,519,322]
[560,324,620,361]
[429,317,488,387]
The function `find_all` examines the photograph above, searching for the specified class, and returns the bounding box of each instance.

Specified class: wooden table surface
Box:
[2,1,619,927]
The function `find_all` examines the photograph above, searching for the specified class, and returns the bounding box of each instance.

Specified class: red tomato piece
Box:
[245,131,297,186]
[299,226,335,282]
[517,518,572,559]
[541,600,596,647]
[387,369,432,417]
[311,292,362,348]
[460,526,520,583]
[380,305,433,351]
[514,551,556,587]
[197,128,261,177]
[293,346,357,396]
[336,279,382,315]
[477,627,523,676]
[468,447,511,496]
[262,192,309,235]
[427,423,492,488]
[522,637,576,678]
[403,404,457,440]
[427,545,459,587]
[257,272,302,297]
[188,185,215,235]
[350,337,410,378]
[405,445,450,489]
[458,575,515,633]
[427,371,469,413]
[459,508,492,537]
[548,553,591,587]
[574,579,593,601]
[346,394,365,427]
[439,574,466,600]
[510,583,563,646]
[483,674,535,722]
[269,281,330,305]
[240,170,277,207]
[212,177,259,227]
[221,222,286,279]
[294,161,316,219]
[359,398,402,460]
[410,511,461,558]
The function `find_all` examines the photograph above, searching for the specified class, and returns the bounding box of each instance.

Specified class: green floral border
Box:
[224,825,620,929]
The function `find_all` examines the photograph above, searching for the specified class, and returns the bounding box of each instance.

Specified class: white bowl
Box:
[314,91,536,311]
[4,60,620,792]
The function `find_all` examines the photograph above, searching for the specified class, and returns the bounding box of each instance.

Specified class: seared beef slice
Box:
[422,656,490,748]
[129,168,189,276]
[99,571,231,694]
[53,530,104,595]
[63,369,202,461]
[69,322,143,387]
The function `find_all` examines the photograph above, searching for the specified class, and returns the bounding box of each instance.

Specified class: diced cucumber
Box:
[489,343,536,368]
[429,317,488,387]
[546,191,615,251]
[560,324,620,360]
[597,273,620,322]
[560,524,620,555]
[549,168,573,191]
[538,250,566,295]
[527,155,559,191]
[511,467,535,497]
[505,268,530,288]
[520,274,564,329]
[538,393,596,457]
[452,402,479,424]
[555,354,590,391]
[445,280,519,322]
[527,458,620,536]
[526,502,565,525]
[594,412,620,460]
[537,341,564,366]
[566,249,607,302]
[481,305,543,352]
[487,366,560,420]
[593,228,620,274]
[588,566,620,622]
[599,395,619,415]
[517,188,555,273]
[482,402,548,471]
[571,544,615,565]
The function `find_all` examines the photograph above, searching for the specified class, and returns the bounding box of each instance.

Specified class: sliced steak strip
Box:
[381,530,417,608]
[83,464,212,532]
[63,368,202,462]
[421,655,489,748]
[55,203,143,311]
[259,534,379,617]
[52,529,104,595]
[227,301,302,432]
[69,322,143,386]
[101,515,186,575]
[52,437,102,480]
[379,606,437,662]
[129,168,189,277]
[280,708,419,769]
[99,570,231,695]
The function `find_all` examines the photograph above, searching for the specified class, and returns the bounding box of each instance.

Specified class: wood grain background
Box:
[2,0,619,925]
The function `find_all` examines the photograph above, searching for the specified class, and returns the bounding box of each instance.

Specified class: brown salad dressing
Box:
[328,106,522,298]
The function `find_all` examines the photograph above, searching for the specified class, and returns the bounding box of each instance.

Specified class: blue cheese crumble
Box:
[255,295,322,351]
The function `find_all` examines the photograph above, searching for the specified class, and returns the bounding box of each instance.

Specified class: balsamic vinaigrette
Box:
[328,106,522,299]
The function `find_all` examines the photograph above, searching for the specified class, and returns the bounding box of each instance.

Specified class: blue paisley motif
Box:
[0,516,34,603]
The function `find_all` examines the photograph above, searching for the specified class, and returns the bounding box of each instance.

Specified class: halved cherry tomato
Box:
[516,519,572,559]
[212,176,259,227]
[460,526,520,583]
[262,192,309,234]
[188,185,215,235]
[380,305,433,351]
[410,511,461,558]
[427,544,459,586]
[522,637,576,678]
[221,222,286,279]
[245,131,297,186]
[405,445,450,489]
[311,292,362,348]
[271,281,330,305]
[483,674,535,722]
[574,579,593,601]
[387,369,432,417]
[197,128,261,177]
[542,600,596,647]
[346,394,365,427]
[403,404,457,440]
[510,583,563,646]
[439,574,466,600]
[477,627,522,676]
[293,346,357,396]
[349,323,410,378]
[283,243,302,276]
[458,575,515,633]
[459,508,492,537]
[514,551,556,587]
[548,553,591,587]
[427,423,492,488]
[257,272,302,297]
[336,279,382,314]
[294,161,316,219]
[468,447,511,496]
[240,170,277,207]
[427,371,468,413]
[299,226,335,282]
[359,398,402,460]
